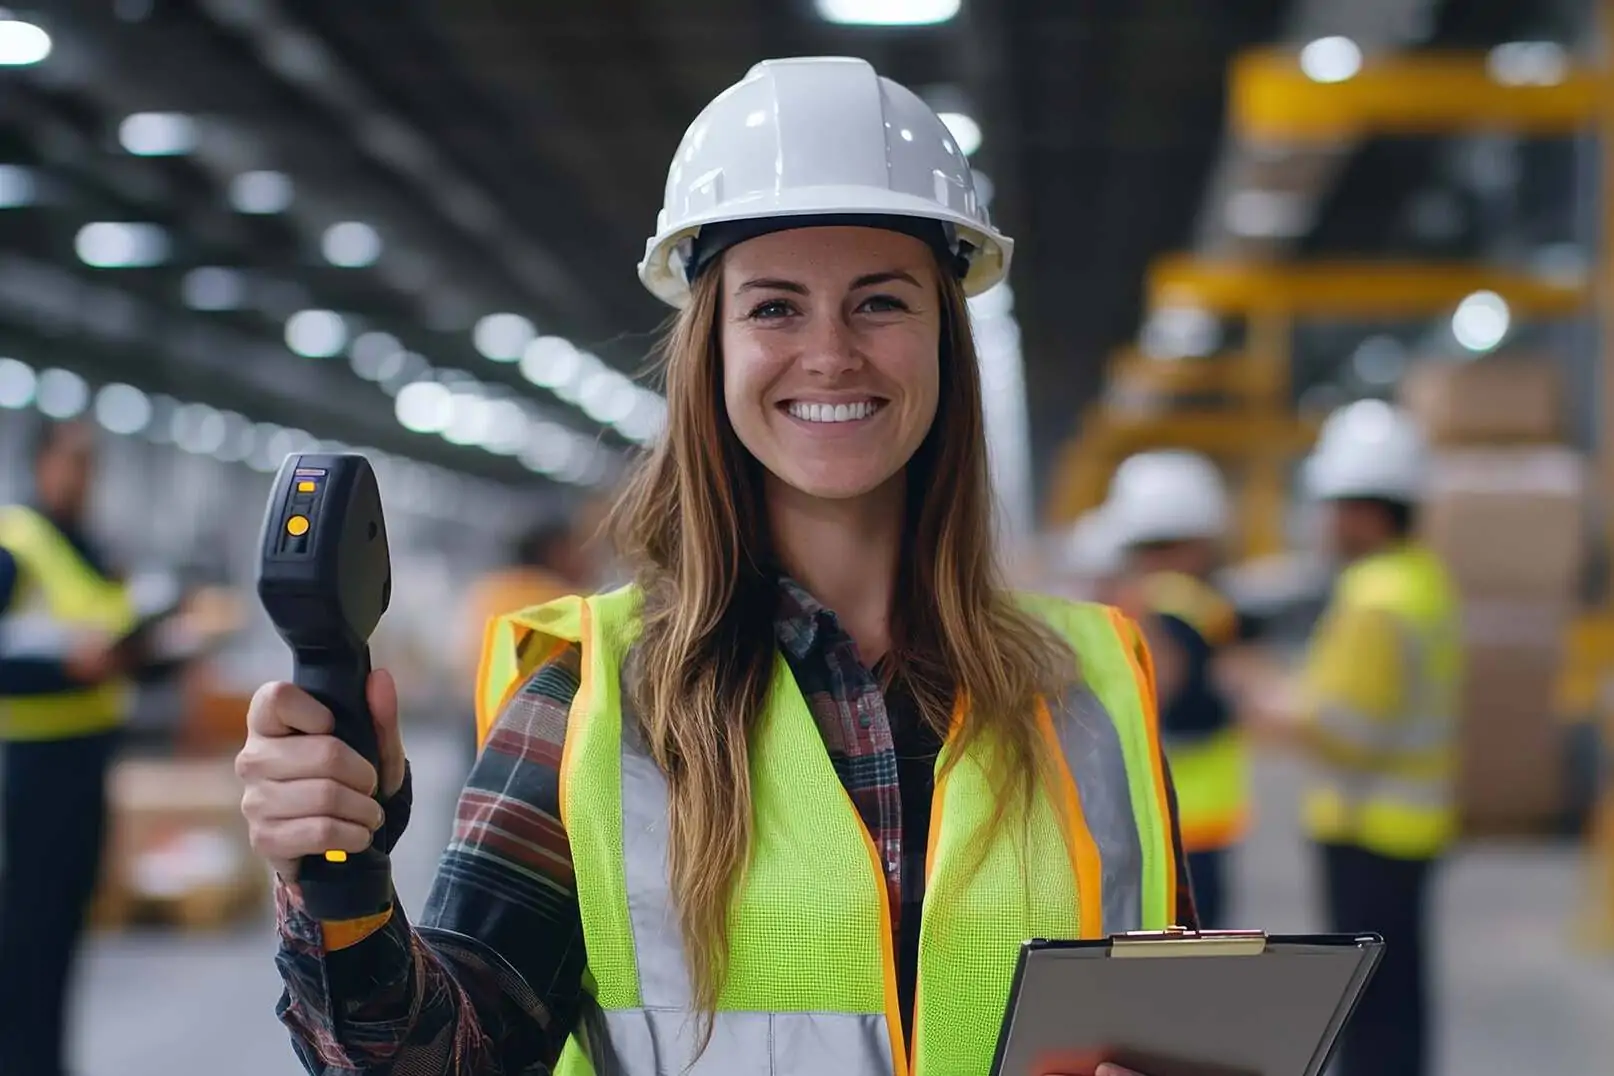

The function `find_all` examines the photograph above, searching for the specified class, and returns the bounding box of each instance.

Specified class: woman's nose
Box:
[797,316,862,377]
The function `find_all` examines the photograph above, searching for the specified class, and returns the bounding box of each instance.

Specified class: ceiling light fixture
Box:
[118,112,198,156]
[74,222,170,268]
[229,170,294,214]
[1451,291,1510,353]
[284,309,348,358]
[321,220,382,268]
[0,18,51,66]
[473,312,536,363]
[814,0,960,26]
[1299,36,1363,84]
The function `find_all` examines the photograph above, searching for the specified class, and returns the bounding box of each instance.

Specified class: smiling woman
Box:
[243,55,1199,1076]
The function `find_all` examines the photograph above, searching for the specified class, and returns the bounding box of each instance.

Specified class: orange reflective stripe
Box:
[1036,697,1105,937]
[846,785,908,1076]
[1109,607,1179,922]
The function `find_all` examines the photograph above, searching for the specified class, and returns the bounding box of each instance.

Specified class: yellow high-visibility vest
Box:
[0,505,135,741]
[477,586,1178,1076]
[1302,543,1461,860]
[1142,571,1250,853]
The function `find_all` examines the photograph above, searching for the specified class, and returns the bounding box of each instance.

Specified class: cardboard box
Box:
[1400,357,1562,445]
[1457,641,1568,834]
[94,757,264,926]
[1421,447,1587,599]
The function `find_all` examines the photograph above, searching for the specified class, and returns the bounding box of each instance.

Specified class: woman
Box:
[238,57,1196,1076]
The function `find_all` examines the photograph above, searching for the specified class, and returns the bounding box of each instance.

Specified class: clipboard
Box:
[990,928,1384,1076]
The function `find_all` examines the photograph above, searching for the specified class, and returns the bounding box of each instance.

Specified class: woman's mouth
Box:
[781,399,887,424]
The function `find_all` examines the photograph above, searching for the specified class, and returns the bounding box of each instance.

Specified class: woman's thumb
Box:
[366,668,407,798]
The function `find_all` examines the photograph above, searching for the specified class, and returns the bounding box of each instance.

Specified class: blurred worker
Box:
[1274,400,1460,1076]
[237,57,1197,1076]
[456,517,596,761]
[0,418,137,1076]
[1105,450,1250,929]
[458,517,595,680]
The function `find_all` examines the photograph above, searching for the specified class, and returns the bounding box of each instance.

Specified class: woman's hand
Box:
[236,669,407,883]
[1043,1063,1146,1076]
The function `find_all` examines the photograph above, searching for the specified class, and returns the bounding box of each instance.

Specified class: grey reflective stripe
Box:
[1314,609,1455,802]
[596,1009,892,1076]
[1311,768,1452,811]
[618,705,690,1010]
[0,610,79,659]
[1315,702,1451,756]
[1048,684,1143,934]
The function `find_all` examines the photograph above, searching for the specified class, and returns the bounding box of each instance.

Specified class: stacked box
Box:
[1401,358,1585,835]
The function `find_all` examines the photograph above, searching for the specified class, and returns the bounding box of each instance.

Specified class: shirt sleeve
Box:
[273,645,588,1075]
[0,546,82,696]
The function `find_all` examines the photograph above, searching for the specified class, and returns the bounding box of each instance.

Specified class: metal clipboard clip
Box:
[1110,927,1269,958]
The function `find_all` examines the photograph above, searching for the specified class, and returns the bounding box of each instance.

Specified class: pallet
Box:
[92,876,267,933]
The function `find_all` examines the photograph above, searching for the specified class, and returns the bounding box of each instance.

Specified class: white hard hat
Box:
[1105,450,1231,546]
[639,56,1011,307]
[1304,400,1427,503]
[1063,507,1125,579]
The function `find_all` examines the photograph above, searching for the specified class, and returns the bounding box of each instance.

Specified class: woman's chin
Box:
[768,462,902,504]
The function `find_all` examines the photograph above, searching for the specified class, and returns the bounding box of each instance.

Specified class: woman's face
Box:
[720,226,943,502]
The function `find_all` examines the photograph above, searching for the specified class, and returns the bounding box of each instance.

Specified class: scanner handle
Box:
[292,645,393,920]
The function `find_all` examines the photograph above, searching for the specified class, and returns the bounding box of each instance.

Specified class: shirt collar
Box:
[772,575,838,661]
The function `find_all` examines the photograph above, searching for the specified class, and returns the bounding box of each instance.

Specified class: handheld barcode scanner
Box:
[256,453,393,922]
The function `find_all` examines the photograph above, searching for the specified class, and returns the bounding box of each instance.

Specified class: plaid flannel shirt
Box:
[274,580,1199,1074]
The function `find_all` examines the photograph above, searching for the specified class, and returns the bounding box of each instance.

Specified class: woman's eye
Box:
[857,294,909,314]
[747,299,795,320]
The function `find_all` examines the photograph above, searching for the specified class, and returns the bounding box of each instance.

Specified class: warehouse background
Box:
[1,0,1612,1073]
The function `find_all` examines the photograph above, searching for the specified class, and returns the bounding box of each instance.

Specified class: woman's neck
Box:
[767,474,905,664]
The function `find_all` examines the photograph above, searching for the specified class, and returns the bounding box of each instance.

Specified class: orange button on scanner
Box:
[286,515,310,537]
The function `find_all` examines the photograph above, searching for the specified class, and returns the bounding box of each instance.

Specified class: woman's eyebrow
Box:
[735,277,807,295]
[850,269,922,290]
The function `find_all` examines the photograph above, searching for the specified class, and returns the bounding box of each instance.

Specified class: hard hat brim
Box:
[638,185,1013,308]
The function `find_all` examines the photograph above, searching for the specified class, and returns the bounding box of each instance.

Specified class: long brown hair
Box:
[611,253,1073,1021]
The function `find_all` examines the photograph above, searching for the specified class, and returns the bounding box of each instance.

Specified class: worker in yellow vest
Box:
[237,57,1202,1076]
[0,418,140,1076]
[1104,451,1250,929]
[1270,400,1460,1076]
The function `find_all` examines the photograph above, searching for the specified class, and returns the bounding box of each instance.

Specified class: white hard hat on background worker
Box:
[1303,399,1428,504]
[1105,450,1232,548]
[1065,506,1125,579]
[638,55,1012,307]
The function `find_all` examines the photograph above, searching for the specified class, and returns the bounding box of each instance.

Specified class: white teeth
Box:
[787,400,882,423]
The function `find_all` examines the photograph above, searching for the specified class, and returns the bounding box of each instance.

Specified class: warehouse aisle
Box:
[75,728,1614,1076]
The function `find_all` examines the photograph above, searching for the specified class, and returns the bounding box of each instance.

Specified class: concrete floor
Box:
[72,727,1614,1076]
